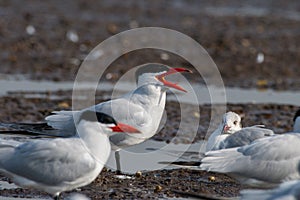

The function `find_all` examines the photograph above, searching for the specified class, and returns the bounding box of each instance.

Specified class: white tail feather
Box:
[200,148,241,173]
[45,111,79,132]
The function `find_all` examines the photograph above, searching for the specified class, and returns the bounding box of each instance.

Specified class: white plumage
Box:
[0,111,139,199]
[206,111,274,152]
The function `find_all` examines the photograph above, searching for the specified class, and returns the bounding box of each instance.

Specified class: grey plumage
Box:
[0,139,96,186]
[0,111,136,198]
[220,126,274,149]
[241,179,300,200]
[201,133,300,187]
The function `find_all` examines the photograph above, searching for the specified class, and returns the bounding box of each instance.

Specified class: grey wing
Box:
[241,180,300,200]
[0,122,72,137]
[93,98,150,128]
[221,127,274,149]
[0,139,21,147]
[1,139,96,185]
[201,134,300,183]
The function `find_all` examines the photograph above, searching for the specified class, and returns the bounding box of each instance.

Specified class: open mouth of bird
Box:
[155,67,192,92]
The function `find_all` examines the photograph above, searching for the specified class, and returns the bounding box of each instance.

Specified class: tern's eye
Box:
[233,120,238,125]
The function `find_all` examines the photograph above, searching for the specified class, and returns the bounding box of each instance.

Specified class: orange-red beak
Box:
[110,122,141,134]
[155,67,192,92]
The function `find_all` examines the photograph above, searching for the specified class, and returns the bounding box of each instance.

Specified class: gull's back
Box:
[201,133,300,187]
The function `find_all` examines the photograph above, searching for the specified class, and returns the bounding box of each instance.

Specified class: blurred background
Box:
[1,0,300,90]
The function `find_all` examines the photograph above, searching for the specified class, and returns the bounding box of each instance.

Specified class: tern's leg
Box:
[115,151,122,175]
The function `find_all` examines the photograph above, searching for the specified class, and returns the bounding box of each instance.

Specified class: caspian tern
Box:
[200,109,300,188]
[0,110,140,200]
[0,64,192,174]
[206,111,274,152]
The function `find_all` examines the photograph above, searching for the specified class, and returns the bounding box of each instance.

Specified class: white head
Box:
[135,64,192,92]
[293,109,300,132]
[221,111,242,134]
[75,111,140,172]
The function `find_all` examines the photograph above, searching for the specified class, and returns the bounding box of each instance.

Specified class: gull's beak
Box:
[155,67,192,92]
[222,124,231,134]
[110,123,141,134]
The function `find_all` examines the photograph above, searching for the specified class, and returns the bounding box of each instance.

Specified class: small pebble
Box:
[107,23,118,34]
[58,102,70,109]
[256,52,264,64]
[135,171,142,178]
[102,167,108,172]
[208,176,215,182]
[194,112,200,118]
[160,53,169,61]
[67,30,79,43]
[88,50,103,60]
[106,73,113,80]
[256,79,268,87]
[154,185,163,192]
[26,25,36,35]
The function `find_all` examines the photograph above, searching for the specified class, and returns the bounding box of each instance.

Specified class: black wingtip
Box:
[293,109,300,122]
[158,161,201,166]
[80,110,117,125]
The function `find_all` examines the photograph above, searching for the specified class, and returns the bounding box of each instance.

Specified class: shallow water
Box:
[106,139,204,173]
[1,78,299,106]
[0,181,19,190]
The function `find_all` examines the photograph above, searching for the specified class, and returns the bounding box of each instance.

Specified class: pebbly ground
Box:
[0,94,298,199]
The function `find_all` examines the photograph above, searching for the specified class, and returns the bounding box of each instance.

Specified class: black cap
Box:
[79,110,117,125]
[135,64,169,84]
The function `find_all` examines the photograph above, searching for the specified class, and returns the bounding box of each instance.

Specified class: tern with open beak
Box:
[0,64,192,174]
